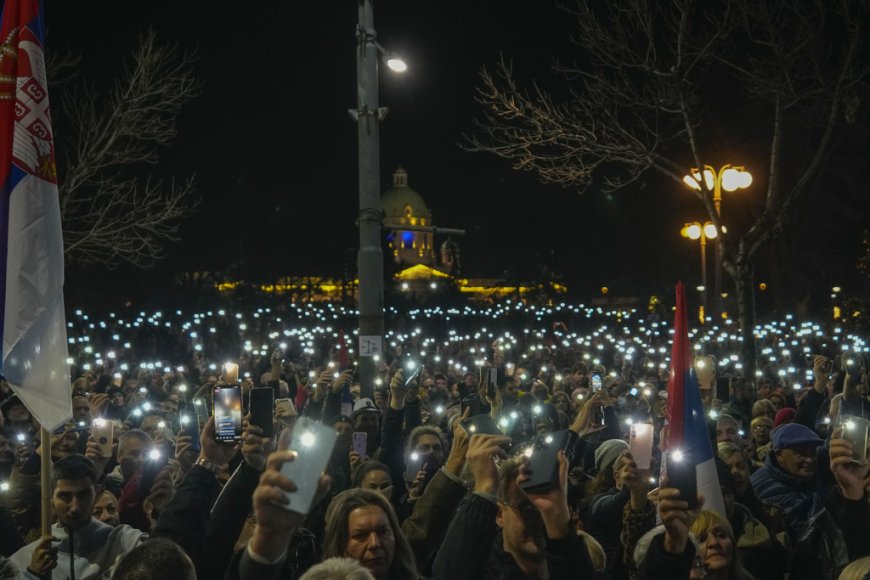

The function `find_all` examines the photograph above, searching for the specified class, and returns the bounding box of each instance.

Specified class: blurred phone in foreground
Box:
[91,419,114,458]
[520,429,578,495]
[279,418,337,515]
[213,385,242,443]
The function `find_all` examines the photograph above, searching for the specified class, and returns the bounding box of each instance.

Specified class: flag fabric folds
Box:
[666,281,725,516]
[0,0,71,431]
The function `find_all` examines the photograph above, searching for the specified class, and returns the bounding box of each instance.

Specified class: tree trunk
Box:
[734,259,758,379]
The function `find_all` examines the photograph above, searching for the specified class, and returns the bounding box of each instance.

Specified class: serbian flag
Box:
[0,0,71,431]
[666,282,725,515]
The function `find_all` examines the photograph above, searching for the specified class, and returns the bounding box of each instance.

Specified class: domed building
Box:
[381,167,436,267]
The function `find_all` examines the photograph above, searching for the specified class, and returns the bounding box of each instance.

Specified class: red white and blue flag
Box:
[0,0,71,431]
[666,282,725,515]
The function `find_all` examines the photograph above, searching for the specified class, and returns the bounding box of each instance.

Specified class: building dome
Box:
[381,167,431,219]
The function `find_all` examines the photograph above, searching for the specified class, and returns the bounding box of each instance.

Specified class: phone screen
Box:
[249,387,274,437]
[213,385,242,443]
[279,418,337,515]
[591,374,602,392]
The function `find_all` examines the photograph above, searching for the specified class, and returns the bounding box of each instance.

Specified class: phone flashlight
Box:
[0,481,9,492]
[157,421,166,429]
[16,433,26,443]
[139,387,147,394]
[300,432,316,447]
[178,384,188,393]
[148,449,161,461]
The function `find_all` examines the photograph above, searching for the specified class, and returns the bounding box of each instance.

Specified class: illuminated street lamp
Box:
[352,0,407,398]
[683,164,752,315]
[681,221,718,323]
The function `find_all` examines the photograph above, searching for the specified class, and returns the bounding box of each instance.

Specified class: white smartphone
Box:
[629,423,654,470]
[91,419,114,458]
[279,418,337,515]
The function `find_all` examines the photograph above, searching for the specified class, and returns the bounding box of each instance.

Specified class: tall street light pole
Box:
[681,221,718,325]
[683,165,752,318]
[352,0,406,399]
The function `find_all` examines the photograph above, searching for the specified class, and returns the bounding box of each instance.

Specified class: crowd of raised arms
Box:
[0,301,868,580]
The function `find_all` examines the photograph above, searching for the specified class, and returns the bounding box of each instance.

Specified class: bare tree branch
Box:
[51,28,201,269]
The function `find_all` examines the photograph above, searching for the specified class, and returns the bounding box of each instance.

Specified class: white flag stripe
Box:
[696,457,726,517]
[3,172,70,430]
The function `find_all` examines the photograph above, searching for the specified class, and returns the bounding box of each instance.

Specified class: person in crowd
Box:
[716,415,743,447]
[102,430,153,495]
[7,454,146,578]
[110,537,197,580]
[353,461,394,501]
[749,423,829,537]
[298,558,375,580]
[432,433,595,579]
[93,488,121,527]
[748,417,774,465]
[751,399,775,421]
[0,396,35,441]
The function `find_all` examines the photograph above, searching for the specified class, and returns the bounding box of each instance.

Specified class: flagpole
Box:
[40,426,51,537]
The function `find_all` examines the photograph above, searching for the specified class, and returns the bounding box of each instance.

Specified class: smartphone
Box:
[520,429,578,495]
[460,414,503,436]
[715,377,730,402]
[351,432,368,457]
[279,418,337,515]
[405,365,423,387]
[488,368,498,399]
[139,448,169,495]
[275,398,297,417]
[840,415,869,466]
[461,394,482,417]
[193,397,211,427]
[629,423,654,470]
[629,387,639,397]
[666,450,698,509]
[249,387,275,438]
[180,414,201,454]
[405,451,425,483]
[91,419,114,458]
[591,374,602,392]
[213,385,242,443]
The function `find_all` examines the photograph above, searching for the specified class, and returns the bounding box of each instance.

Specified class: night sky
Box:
[46,1,869,312]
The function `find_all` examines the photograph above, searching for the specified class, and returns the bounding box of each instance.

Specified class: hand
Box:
[659,487,704,554]
[271,350,283,368]
[444,407,472,477]
[390,370,406,410]
[519,450,572,539]
[407,466,428,500]
[198,416,239,468]
[249,448,331,561]
[619,451,650,509]
[146,466,174,512]
[241,420,272,472]
[27,536,58,576]
[570,391,606,438]
[466,433,511,495]
[813,356,831,392]
[331,369,354,394]
[830,429,870,500]
[349,450,363,468]
[89,393,109,418]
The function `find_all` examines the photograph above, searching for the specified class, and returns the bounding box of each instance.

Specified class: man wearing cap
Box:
[749,423,828,537]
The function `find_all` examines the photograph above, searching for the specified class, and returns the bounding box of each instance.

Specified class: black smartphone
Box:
[666,451,698,509]
[715,377,730,402]
[486,368,497,399]
[405,451,425,483]
[460,414,503,436]
[249,387,275,437]
[461,394,482,417]
[213,385,242,443]
[180,414,201,454]
[139,448,169,494]
[520,429,578,495]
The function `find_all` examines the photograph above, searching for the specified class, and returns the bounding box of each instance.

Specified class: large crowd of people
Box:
[0,301,868,579]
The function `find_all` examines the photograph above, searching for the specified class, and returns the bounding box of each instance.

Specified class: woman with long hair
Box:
[322,488,418,580]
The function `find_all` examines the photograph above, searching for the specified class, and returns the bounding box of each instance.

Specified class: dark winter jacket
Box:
[749,452,829,538]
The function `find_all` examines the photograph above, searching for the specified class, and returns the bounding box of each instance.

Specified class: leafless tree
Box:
[465,0,868,373]
[53,28,201,269]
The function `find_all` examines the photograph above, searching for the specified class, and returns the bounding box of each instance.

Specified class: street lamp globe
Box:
[720,168,742,191]
[685,224,702,240]
[737,170,752,188]
[682,175,702,190]
[703,223,718,239]
[386,56,408,72]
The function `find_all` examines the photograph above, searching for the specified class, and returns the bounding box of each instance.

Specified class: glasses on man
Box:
[752,424,772,431]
